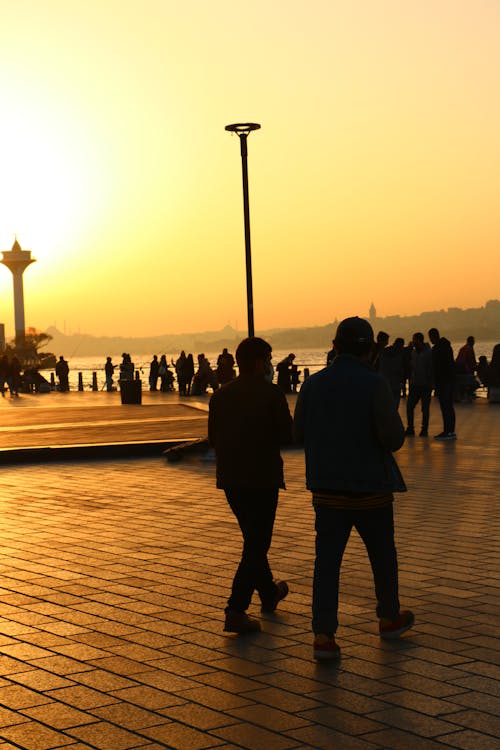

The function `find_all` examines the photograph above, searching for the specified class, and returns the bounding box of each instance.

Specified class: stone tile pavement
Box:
[0,394,497,748]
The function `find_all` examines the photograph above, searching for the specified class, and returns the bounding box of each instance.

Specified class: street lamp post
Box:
[225,122,261,338]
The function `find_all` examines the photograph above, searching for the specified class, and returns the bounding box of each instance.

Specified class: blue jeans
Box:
[435,383,456,433]
[313,504,400,635]
[225,488,279,612]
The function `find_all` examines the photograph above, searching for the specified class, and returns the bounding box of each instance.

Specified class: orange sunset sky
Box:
[0,0,498,339]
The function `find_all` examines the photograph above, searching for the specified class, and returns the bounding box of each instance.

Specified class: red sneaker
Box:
[379,610,415,639]
[313,634,341,660]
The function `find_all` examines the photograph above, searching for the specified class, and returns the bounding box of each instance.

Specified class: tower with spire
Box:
[369,302,377,322]
[1,238,36,343]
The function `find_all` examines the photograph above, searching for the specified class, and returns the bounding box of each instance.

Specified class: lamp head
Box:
[225,123,261,135]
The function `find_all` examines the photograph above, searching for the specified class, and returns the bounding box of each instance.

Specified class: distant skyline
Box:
[1,1,499,339]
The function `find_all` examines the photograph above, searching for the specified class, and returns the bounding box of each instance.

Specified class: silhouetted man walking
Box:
[209,337,293,634]
[294,317,414,660]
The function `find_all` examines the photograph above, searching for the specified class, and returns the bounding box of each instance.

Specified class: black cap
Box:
[335,317,374,345]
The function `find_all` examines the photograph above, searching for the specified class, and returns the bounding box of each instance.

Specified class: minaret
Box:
[1,238,36,343]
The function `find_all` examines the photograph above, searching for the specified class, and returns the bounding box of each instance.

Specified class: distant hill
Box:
[40,300,500,357]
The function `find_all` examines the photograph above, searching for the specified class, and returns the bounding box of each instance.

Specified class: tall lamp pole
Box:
[225,122,261,338]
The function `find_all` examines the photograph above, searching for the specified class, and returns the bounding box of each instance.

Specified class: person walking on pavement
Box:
[208,337,293,634]
[428,328,457,440]
[405,332,433,437]
[294,316,414,660]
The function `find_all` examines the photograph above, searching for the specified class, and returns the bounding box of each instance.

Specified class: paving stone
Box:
[376,688,464,716]
[363,728,456,749]
[176,686,253,711]
[0,706,27,727]
[286,725,381,749]
[212,722,298,750]
[110,685,185,710]
[305,685,390,714]
[443,709,500,737]
[69,669,136,693]
[298,705,384,735]
[437,729,500,749]
[5,668,74,692]
[0,685,51,710]
[0,720,75,748]
[45,685,119,709]
[67,720,146,748]
[160,703,237,730]
[229,704,310,732]
[240,686,322,713]
[367,706,463,738]
[21,701,97,729]
[140,721,225,749]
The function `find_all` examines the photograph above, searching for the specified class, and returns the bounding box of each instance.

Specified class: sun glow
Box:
[0,1,499,338]
[0,96,96,258]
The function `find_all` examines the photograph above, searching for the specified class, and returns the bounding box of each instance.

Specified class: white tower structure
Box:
[1,238,36,343]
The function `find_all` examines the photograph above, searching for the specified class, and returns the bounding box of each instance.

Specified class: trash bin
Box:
[119,379,142,404]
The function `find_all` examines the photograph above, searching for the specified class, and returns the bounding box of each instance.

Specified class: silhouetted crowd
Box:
[100,337,499,411]
[0,353,52,396]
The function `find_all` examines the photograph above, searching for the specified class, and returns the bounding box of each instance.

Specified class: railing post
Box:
[78,372,84,391]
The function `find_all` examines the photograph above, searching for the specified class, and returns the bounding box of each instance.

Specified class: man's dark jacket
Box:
[294,355,406,494]
[431,337,455,385]
[208,375,293,489]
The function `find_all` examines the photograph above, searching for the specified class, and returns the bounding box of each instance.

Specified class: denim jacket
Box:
[294,355,406,494]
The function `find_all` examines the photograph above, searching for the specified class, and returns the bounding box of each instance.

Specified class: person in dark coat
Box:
[371,331,389,371]
[184,353,195,395]
[149,355,160,391]
[0,355,9,397]
[428,328,456,440]
[55,356,70,392]
[276,353,295,393]
[119,353,134,381]
[216,348,235,385]
[380,337,405,409]
[208,337,293,634]
[294,317,414,660]
[104,357,116,392]
[175,351,188,395]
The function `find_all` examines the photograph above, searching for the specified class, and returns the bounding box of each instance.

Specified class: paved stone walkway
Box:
[0,394,497,748]
[0,392,208,450]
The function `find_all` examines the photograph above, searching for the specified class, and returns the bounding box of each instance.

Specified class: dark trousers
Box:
[225,488,278,612]
[406,385,431,430]
[435,383,456,433]
[313,504,400,635]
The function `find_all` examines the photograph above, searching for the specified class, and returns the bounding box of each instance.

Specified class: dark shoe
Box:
[261,581,289,613]
[379,610,415,639]
[434,432,457,441]
[313,634,341,660]
[419,429,428,437]
[223,610,261,634]
[405,426,415,436]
